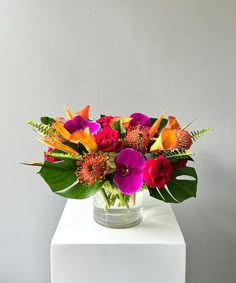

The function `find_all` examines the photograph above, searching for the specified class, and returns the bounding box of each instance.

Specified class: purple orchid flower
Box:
[129,113,151,127]
[113,148,145,195]
[64,115,101,135]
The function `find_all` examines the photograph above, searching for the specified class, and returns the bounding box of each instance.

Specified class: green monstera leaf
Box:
[38,160,101,199]
[148,167,198,203]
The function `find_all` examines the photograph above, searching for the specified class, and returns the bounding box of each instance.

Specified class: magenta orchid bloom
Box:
[113,148,145,195]
[64,115,101,135]
[129,113,151,128]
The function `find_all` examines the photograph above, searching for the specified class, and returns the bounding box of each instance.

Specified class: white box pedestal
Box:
[51,194,186,283]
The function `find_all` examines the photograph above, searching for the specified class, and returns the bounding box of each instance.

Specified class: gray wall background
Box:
[0,0,235,282]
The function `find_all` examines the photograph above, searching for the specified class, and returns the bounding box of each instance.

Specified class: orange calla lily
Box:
[150,128,178,152]
[167,116,181,130]
[70,128,97,152]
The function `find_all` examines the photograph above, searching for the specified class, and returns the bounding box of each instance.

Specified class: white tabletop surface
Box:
[52,191,185,246]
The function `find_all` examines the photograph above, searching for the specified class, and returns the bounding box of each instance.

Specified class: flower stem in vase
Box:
[117,193,129,209]
[100,188,109,210]
[130,193,136,206]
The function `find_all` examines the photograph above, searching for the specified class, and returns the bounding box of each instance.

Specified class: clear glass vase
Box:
[93,189,143,229]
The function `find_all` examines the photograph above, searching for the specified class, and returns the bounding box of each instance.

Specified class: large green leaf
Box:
[38,160,77,192]
[56,182,101,199]
[148,167,198,203]
[38,160,102,199]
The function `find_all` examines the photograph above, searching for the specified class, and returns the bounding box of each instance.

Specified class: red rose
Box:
[97,116,113,128]
[94,127,120,152]
[172,160,187,169]
[143,155,173,188]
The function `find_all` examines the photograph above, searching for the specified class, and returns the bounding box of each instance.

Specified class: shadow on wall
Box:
[174,150,236,283]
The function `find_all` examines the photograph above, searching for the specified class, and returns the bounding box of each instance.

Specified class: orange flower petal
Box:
[37,138,79,155]
[70,130,86,142]
[160,128,178,149]
[150,128,178,152]
[48,130,64,143]
[64,107,74,120]
[149,111,165,138]
[150,136,164,152]
[121,117,132,128]
[70,129,97,152]
[52,121,71,140]
[75,105,90,120]
[167,116,181,130]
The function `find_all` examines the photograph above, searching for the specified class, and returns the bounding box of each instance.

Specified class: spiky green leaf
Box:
[190,128,212,142]
[28,120,51,136]
[46,151,81,160]
[162,149,193,162]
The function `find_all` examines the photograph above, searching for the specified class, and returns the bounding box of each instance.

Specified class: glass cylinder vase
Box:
[93,189,143,229]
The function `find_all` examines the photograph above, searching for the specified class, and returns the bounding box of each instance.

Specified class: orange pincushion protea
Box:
[124,125,150,153]
[76,152,107,186]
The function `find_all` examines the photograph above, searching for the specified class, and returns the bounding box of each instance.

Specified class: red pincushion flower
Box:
[143,155,173,188]
[176,129,192,150]
[94,127,121,152]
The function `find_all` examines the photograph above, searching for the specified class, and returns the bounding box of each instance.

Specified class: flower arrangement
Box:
[25,105,211,210]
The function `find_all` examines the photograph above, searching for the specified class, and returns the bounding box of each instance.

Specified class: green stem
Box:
[130,193,136,206]
[118,193,129,209]
[100,188,109,209]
